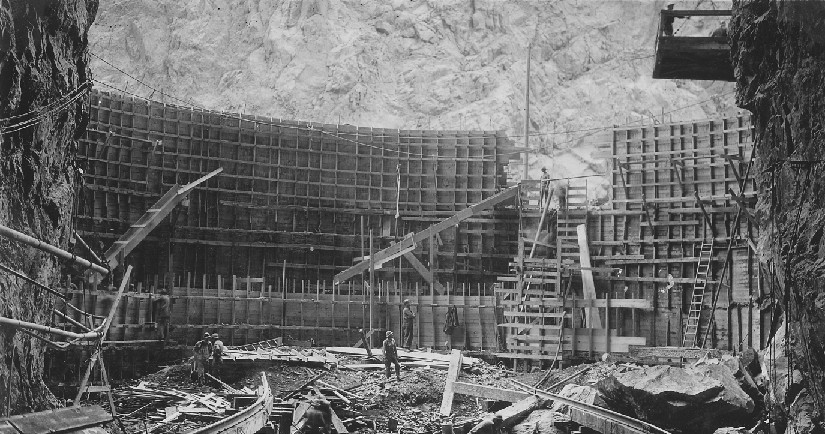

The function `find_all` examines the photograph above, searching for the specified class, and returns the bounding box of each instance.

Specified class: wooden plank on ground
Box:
[330,408,348,434]
[4,405,112,433]
[439,349,463,417]
[452,382,530,403]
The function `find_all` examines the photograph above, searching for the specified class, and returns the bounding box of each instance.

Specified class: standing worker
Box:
[153,286,172,343]
[382,331,401,381]
[401,299,416,350]
[192,332,212,385]
[210,332,224,379]
[539,167,552,209]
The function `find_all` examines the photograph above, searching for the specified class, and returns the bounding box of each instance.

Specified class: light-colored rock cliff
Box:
[89,0,737,186]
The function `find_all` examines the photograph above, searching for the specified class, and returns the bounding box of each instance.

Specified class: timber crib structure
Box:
[67,89,772,368]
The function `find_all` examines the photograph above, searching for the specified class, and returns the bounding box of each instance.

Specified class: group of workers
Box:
[191,332,225,385]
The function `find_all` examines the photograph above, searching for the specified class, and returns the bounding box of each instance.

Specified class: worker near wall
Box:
[382,330,401,381]
[153,286,172,343]
[401,299,416,350]
[299,399,332,434]
[557,183,567,211]
[469,414,503,434]
[192,332,212,385]
[210,333,224,379]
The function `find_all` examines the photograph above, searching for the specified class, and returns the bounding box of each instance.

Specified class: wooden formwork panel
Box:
[581,114,768,351]
[76,90,519,285]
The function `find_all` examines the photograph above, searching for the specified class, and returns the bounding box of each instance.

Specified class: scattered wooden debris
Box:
[223,341,338,367]
[326,346,480,368]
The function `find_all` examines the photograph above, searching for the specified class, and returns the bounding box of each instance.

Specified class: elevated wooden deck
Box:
[653,9,734,81]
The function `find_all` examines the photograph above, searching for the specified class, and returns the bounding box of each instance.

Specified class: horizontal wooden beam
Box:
[452,382,530,403]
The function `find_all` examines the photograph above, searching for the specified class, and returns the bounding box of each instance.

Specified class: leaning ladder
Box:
[682,239,714,347]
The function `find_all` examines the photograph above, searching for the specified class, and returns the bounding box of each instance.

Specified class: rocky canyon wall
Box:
[89,0,737,188]
[730,0,825,432]
[0,0,97,415]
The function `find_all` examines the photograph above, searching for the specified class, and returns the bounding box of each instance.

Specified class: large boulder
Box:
[595,365,755,434]
[691,355,762,406]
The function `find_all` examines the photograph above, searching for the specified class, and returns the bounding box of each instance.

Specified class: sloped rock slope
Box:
[0,0,97,415]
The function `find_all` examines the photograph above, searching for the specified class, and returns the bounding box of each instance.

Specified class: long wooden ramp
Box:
[333,185,519,285]
[103,168,223,270]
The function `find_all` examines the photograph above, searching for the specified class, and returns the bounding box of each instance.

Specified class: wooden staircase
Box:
[495,181,566,361]
[682,239,714,347]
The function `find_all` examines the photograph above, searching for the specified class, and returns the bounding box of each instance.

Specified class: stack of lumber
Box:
[223,340,338,367]
[325,346,480,370]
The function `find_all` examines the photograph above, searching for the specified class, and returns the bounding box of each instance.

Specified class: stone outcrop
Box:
[0,0,97,415]
[730,1,825,432]
[596,365,755,434]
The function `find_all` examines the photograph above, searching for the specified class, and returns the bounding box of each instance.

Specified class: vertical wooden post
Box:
[369,230,375,342]
[523,43,531,180]
[281,261,287,339]
[606,289,611,354]
[315,280,320,344]
[331,281,336,344]
[415,282,421,349]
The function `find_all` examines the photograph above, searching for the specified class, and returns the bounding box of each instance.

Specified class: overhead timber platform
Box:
[653,9,734,81]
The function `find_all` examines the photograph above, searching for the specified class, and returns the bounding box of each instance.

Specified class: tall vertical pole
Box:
[523,43,531,180]
[369,229,375,346]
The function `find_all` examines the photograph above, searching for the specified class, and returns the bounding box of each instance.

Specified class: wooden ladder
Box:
[682,240,714,347]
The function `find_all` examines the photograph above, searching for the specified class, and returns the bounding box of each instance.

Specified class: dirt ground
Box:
[110,349,581,433]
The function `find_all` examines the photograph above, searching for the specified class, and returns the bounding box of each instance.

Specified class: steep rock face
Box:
[0,1,97,415]
[730,0,825,432]
[89,0,736,185]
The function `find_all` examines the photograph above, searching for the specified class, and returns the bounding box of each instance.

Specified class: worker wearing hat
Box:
[192,332,212,385]
[539,167,552,209]
[401,299,416,350]
[382,330,401,381]
[210,332,224,379]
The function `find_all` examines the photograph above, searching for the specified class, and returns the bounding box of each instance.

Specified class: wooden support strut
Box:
[617,161,655,232]
[103,168,223,272]
[670,160,715,237]
[403,252,445,293]
[0,224,109,276]
[334,186,519,285]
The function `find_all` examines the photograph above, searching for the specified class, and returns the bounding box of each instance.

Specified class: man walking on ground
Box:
[192,332,211,385]
[382,331,401,381]
[211,333,224,379]
[401,299,416,350]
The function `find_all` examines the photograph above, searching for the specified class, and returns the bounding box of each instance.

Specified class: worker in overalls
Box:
[382,331,401,381]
